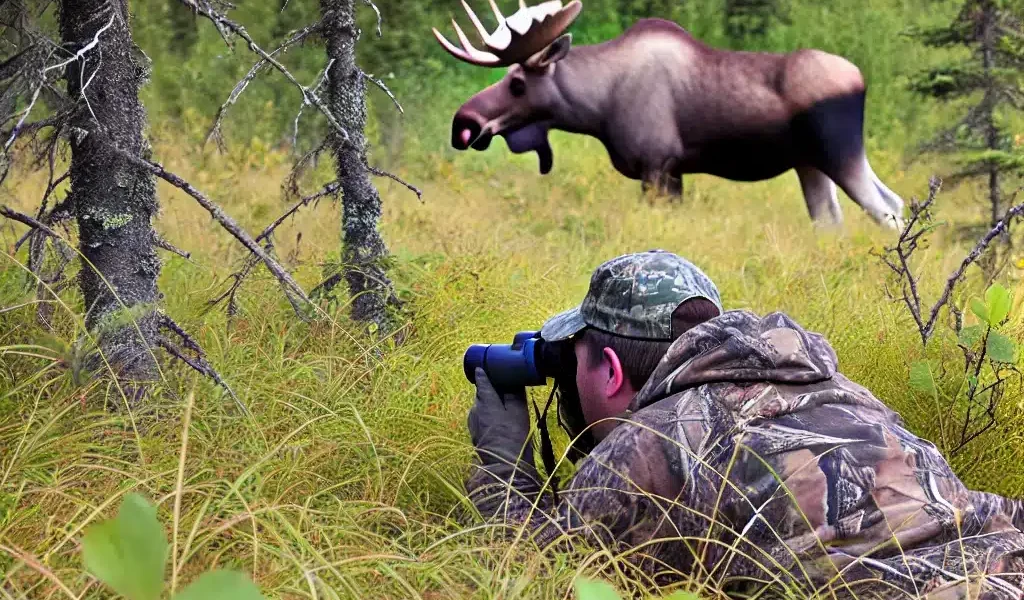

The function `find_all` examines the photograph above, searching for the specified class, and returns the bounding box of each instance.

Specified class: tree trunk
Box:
[60,0,162,386]
[319,0,398,332]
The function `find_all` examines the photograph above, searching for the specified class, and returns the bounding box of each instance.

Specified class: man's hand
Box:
[467,368,535,471]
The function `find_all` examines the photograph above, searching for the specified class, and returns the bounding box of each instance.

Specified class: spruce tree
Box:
[908,0,1024,237]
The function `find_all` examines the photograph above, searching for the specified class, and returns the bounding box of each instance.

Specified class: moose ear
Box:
[525,34,572,70]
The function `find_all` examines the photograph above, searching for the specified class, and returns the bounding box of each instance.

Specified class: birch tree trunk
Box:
[60,0,162,386]
[319,0,398,332]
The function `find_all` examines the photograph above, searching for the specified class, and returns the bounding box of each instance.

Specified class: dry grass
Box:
[1,109,1023,599]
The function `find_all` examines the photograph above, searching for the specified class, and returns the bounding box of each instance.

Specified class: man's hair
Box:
[579,297,721,390]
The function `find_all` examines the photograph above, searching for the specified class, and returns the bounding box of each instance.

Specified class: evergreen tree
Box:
[908,0,1024,235]
[724,0,790,42]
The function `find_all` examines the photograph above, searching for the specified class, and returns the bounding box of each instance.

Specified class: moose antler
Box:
[433,0,582,67]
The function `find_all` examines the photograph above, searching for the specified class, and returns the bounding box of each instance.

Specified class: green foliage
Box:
[909,281,1020,455]
[81,493,265,600]
[906,0,1024,221]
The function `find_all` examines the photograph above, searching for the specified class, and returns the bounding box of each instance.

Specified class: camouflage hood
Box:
[630,309,839,412]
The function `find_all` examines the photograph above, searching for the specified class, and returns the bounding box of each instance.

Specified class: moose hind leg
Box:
[796,92,903,230]
[795,166,841,225]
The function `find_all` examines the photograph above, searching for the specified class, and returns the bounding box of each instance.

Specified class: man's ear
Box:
[602,347,625,397]
[524,34,572,70]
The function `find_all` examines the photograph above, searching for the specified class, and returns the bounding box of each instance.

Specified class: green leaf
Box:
[959,324,985,348]
[971,298,990,323]
[574,577,622,600]
[909,360,937,397]
[173,571,265,600]
[81,493,168,600]
[987,331,1017,363]
[985,283,1012,326]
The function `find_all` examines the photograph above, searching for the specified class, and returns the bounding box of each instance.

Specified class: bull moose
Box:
[432,0,906,230]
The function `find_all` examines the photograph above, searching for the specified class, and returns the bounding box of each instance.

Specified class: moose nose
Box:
[451,112,486,150]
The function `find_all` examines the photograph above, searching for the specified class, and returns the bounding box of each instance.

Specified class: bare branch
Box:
[257,181,340,244]
[185,1,350,146]
[158,316,250,417]
[361,70,403,114]
[113,148,314,319]
[205,19,323,149]
[361,0,383,38]
[43,12,115,75]
[876,177,1024,346]
[367,164,422,200]
[154,234,191,260]
[209,181,340,317]
[292,60,333,149]
[0,204,71,248]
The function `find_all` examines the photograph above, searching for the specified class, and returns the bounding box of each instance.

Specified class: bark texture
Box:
[60,0,162,384]
[320,0,398,331]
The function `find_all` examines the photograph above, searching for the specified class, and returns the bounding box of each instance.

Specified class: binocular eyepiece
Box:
[463,331,571,390]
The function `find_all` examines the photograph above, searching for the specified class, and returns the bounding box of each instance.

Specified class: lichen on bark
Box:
[319,0,400,333]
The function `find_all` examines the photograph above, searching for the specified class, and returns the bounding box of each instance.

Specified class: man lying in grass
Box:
[465,249,1024,600]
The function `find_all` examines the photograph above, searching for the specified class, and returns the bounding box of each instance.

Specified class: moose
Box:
[432,0,906,230]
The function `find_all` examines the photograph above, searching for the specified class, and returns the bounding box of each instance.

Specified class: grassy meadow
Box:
[3,0,1024,598]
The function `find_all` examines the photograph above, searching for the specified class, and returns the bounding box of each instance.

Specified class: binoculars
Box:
[462,330,572,389]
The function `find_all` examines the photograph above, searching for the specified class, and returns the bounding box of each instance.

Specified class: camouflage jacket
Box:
[465,310,1024,599]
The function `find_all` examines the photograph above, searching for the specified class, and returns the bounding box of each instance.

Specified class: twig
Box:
[185,0,350,145]
[43,12,115,75]
[157,316,250,417]
[361,70,402,114]
[209,181,340,317]
[154,234,191,260]
[113,148,314,320]
[367,164,422,200]
[205,20,323,149]
[362,0,383,38]
[0,205,70,247]
[257,181,340,244]
[292,60,333,149]
[876,177,1024,346]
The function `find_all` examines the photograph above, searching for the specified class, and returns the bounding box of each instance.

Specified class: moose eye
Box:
[509,78,526,97]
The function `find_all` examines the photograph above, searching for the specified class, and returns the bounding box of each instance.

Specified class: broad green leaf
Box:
[574,577,622,600]
[662,591,701,600]
[987,331,1017,363]
[985,283,1012,326]
[173,570,265,600]
[81,493,168,600]
[909,360,937,397]
[967,375,979,391]
[971,298,990,324]
[958,325,985,348]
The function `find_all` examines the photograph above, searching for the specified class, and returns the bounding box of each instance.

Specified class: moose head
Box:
[432,0,583,174]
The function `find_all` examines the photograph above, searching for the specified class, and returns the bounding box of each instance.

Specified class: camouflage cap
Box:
[540,250,723,341]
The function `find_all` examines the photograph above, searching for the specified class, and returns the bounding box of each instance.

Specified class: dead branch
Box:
[183,0,350,145]
[361,70,402,114]
[258,181,340,244]
[875,176,1024,346]
[284,141,328,200]
[362,0,383,38]
[154,234,191,260]
[292,60,333,149]
[209,181,340,317]
[205,19,323,149]
[0,205,71,248]
[158,315,250,417]
[113,148,314,320]
[367,164,422,200]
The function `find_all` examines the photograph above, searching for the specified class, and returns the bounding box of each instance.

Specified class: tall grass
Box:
[2,0,1024,596]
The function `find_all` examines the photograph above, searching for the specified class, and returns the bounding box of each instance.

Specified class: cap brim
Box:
[540,305,587,341]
